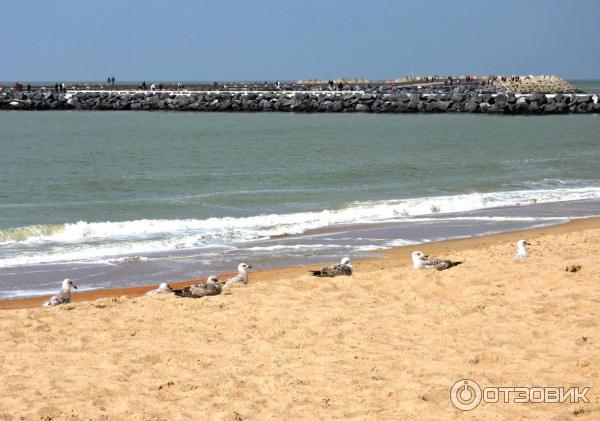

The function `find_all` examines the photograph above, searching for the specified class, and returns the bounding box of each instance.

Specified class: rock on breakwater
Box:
[1,90,599,114]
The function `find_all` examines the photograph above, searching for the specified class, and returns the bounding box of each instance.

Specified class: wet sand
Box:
[0,217,599,419]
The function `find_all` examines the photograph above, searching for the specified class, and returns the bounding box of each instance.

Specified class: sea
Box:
[1,81,599,299]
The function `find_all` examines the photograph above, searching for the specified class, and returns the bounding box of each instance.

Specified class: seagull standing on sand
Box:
[175,276,222,298]
[411,251,462,271]
[42,279,78,307]
[144,282,173,296]
[310,257,353,277]
[225,263,252,285]
[515,239,530,260]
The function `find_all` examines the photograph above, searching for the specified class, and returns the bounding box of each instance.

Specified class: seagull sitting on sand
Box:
[174,276,222,298]
[225,263,252,286]
[412,251,462,271]
[310,257,353,277]
[515,239,531,260]
[42,278,78,307]
[144,282,173,296]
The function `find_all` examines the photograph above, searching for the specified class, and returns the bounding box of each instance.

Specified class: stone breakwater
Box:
[2,90,599,114]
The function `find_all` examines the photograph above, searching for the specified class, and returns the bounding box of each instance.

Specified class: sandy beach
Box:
[1,218,600,419]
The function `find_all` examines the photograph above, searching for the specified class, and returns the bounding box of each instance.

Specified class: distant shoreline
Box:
[5,75,598,114]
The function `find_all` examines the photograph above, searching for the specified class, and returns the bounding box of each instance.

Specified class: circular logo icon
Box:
[450,379,482,411]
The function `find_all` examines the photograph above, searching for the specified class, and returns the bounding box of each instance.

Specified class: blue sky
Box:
[2,0,599,81]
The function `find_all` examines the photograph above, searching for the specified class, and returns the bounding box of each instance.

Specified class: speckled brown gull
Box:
[42,279,77,307]
[412,251,462,271]
[144,282,173,296]
[174,276,222,298]
[310,257,353,277]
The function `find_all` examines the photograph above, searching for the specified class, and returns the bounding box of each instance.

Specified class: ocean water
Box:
[1,111,600,298]
[570,79,600,93]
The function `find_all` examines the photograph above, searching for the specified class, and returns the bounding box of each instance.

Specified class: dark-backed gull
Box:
[411,251,462,271]
[174,276,222,298]
[310,257,353,277]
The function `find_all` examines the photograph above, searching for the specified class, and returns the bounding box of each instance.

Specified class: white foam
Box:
[0,286,101,300]
[402,216,569,223]
[387,239,423,247]
[1,186,599,267]
[108,256,149,264]
[244,244,349,251]
[0,288,60,299]
[355,245,390,251]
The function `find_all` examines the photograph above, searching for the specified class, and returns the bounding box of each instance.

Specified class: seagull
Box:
[42,278,78,307]
[144,282,173,296]
[515,239,530,260]
[225,263,252,285]
[310,257,353,277]
[411,251,462,271]
[174,276,222,298]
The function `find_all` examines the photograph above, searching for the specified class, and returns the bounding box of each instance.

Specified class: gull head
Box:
[340,257,351,266]
[158,282,172,291]
[411,251,425,269]
[207,276,220,284]
[238,263,252,273]
[62,278,77,290]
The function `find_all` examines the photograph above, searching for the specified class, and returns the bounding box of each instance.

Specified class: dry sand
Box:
[1,218,600,420]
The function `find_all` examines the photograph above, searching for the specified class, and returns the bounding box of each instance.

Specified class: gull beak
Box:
[73,285,78,289]
[248,265,253,269]
[525,242,531,245]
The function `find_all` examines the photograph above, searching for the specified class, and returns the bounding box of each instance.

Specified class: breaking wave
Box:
[1,186,599,267]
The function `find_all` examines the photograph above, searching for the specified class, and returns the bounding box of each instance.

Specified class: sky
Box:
[2,0,599,82]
